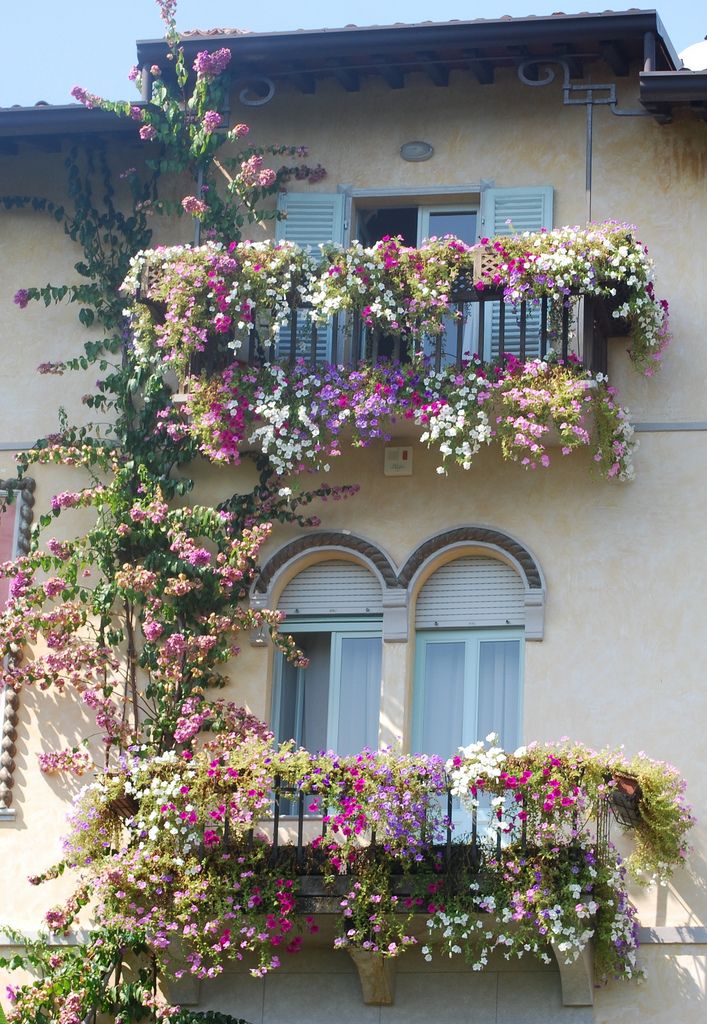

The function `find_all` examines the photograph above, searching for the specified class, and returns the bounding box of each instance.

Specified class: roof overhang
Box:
[640,71,707,123]
[0,104,140,151]
[135,10,679,94]
[0,9,692,147]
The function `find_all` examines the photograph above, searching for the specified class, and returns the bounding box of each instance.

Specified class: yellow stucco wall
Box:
[0,58,706,1019]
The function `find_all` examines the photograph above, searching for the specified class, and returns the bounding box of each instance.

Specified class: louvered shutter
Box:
[278,560,383,616]
[275,192,345,363]
[479,187,554,361]
[415,557,525,629]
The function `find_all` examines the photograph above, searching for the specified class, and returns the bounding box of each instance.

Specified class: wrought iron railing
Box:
[239,289,615,376]
[216,775,536,875]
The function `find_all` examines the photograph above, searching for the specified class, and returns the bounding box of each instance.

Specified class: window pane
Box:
[277,633,331,751]
[427,211,477,245]
[337,636,382,754]
[300,634,331,750]
[477,640,521,750]
[418,641,466,756]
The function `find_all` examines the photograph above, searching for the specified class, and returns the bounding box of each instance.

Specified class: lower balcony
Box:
[85,739,690,1009]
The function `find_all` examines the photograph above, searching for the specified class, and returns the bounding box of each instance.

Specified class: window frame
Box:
[272,615,383,753]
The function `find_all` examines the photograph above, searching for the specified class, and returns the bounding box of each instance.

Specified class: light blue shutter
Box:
[275,192,345,362]
[479,187,554,361]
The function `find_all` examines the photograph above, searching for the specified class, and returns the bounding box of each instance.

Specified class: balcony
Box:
[98,738,689,1008]
[122,227,667,478]
[126,224,666,385]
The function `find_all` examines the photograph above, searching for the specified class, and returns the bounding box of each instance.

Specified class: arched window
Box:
[412,555,524,757]
[272,559,383,754]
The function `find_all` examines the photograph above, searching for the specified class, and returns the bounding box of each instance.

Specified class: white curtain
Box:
[337,636,382,754]
[477,639,521,750]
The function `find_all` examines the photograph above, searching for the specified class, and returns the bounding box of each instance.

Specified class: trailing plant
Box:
[0,737,692,1022]
[122,223,670,379]
[182,354,636,480]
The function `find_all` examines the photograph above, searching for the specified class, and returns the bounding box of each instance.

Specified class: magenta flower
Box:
[139,124,158,142]
[193,48,231,79]
[13,288,29,309]
[258,168,277,188]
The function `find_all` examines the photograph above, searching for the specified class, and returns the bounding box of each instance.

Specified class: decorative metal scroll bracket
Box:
[238,77,276,107]
[517,58,651,222]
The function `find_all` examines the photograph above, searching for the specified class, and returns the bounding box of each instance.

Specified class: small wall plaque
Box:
[384,446,413,476]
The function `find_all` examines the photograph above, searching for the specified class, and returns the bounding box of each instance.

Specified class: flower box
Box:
[609,774,642,829]
[107,791,139,821]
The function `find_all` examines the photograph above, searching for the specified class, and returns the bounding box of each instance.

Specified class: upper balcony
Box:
[125,224,666,379]
[122,225,669,479]
[228,286,616,376]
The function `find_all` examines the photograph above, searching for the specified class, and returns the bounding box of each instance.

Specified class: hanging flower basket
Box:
[609,773,643,829]
[107,791,139,821]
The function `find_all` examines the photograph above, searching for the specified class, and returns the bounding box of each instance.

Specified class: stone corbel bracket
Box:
[347,948,396,1005]
[0,477,36,818]
[551,941,594,1006]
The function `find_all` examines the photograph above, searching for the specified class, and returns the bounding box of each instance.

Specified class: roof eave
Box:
[640,71,707,123]
[135,10,679,72]
[0,105,140,140]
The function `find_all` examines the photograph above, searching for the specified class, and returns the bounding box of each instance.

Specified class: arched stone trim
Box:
[254,532,400,595]
[399,527,544,590]
[400,526,546,641]
[251,533,405,643]
[0,477,35,818]
[251,526,545,645]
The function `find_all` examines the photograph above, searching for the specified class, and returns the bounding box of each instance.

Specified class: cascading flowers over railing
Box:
[122,221,670,377]
[5,731,691,1013]
[181,355,636,479]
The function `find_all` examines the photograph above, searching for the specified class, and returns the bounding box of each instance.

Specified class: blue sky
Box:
[2,0,704,108]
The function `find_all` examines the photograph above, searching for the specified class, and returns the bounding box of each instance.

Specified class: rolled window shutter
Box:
[275,192,345,362]
[479,187,554,360]
[415,556,525,629]
[278,560,383,616]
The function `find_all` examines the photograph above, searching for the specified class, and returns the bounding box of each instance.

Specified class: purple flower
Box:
[139,124,158,142]
[202,110,222,133]
[9,571,32,600]
[13,289,30,309]
[193,48,231,80]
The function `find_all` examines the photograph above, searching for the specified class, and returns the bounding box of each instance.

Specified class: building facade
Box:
[0,9,706,1023]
